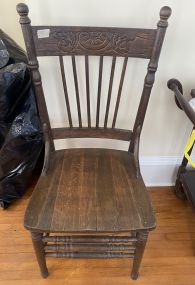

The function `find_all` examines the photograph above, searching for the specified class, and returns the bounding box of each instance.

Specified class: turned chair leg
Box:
[31,232,48,278]
[131,231,148,280]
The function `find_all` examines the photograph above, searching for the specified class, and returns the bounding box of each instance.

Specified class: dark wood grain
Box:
[31,232,48,278]
[96,150,118,231]
[85,55,91,127]
[51,127,132,140]
[59,56,73,127]
[96,56,103,127]
[112,57,128,128]
[31,26,157,58]
[44,243,136,252]
[46,252,134,258]
[41,123,51,176]
[42,235,137,243]
[72,55,82,127]
[24,151,64,230]
[104,56,116,128]
[131,231,148,280]
[24,149,156,232]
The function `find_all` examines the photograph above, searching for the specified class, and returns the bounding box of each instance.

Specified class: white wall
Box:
[0,0,24,48]
[2,0,195,185]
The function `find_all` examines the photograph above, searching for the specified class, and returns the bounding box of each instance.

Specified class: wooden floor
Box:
[0,185,195,285]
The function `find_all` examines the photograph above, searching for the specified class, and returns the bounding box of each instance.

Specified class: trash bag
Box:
[0,63,31,146]
[0,62,43,209]
[0,39,9,69]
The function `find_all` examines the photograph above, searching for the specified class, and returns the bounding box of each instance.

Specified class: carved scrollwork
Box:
[50,30,151,56]
[79,32,112,50]
[52,31,77,52]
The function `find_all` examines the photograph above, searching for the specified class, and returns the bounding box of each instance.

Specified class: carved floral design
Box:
[50,30,151,56]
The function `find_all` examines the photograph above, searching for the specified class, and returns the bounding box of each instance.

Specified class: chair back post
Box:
[129,6,171,154]
[16,3,55,151]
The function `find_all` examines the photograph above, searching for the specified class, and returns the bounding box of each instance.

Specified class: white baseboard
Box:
[140,156,184,187]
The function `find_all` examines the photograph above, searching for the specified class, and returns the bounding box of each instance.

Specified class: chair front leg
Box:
[31,231,48,278]
[131,231,148,280]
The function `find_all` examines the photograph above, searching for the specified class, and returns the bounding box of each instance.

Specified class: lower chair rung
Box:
[45,243,136,252]
[45,252,134,258]
[43,235,137,243]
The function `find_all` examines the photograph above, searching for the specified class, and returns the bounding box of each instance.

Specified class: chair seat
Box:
[24,148,155,233]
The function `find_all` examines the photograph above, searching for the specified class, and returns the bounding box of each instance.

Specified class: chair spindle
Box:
[96,56,104,127]
[112,57,128,128]
[72,55,82,127]
[104,56,116,128]
[59,56,73,128]
[85,55,91,128]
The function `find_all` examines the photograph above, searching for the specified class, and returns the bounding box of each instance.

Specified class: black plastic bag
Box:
[0,63,43,208]
[0,63,31,147]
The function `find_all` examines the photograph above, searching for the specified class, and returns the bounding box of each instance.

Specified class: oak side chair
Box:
[16,3,171,279]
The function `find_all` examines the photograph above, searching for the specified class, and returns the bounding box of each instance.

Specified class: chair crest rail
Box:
[32,26,156,58]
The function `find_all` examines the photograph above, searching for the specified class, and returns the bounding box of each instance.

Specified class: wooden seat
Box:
[24,149,155,232]
[17,3,171,280]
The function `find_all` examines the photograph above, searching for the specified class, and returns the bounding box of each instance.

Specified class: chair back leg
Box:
[31,232,48,278]
[131,231,148,280]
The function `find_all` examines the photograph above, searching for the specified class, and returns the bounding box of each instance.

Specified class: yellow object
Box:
[184,130,195,168]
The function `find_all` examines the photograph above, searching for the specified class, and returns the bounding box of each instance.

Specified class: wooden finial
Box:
[16,3,29,16]
[16,3,30,24]
[158,6,172,27]
[167,78,182,92]
[167,78,183,110]
[160,6,172,20]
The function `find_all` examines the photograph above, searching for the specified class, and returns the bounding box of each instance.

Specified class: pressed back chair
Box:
[17,3,171,279]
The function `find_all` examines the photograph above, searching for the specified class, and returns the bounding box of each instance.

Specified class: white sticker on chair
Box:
[37,29,50,39]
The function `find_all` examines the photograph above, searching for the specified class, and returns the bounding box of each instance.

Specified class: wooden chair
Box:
[168,79,195,207]
[16,3,171,279]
